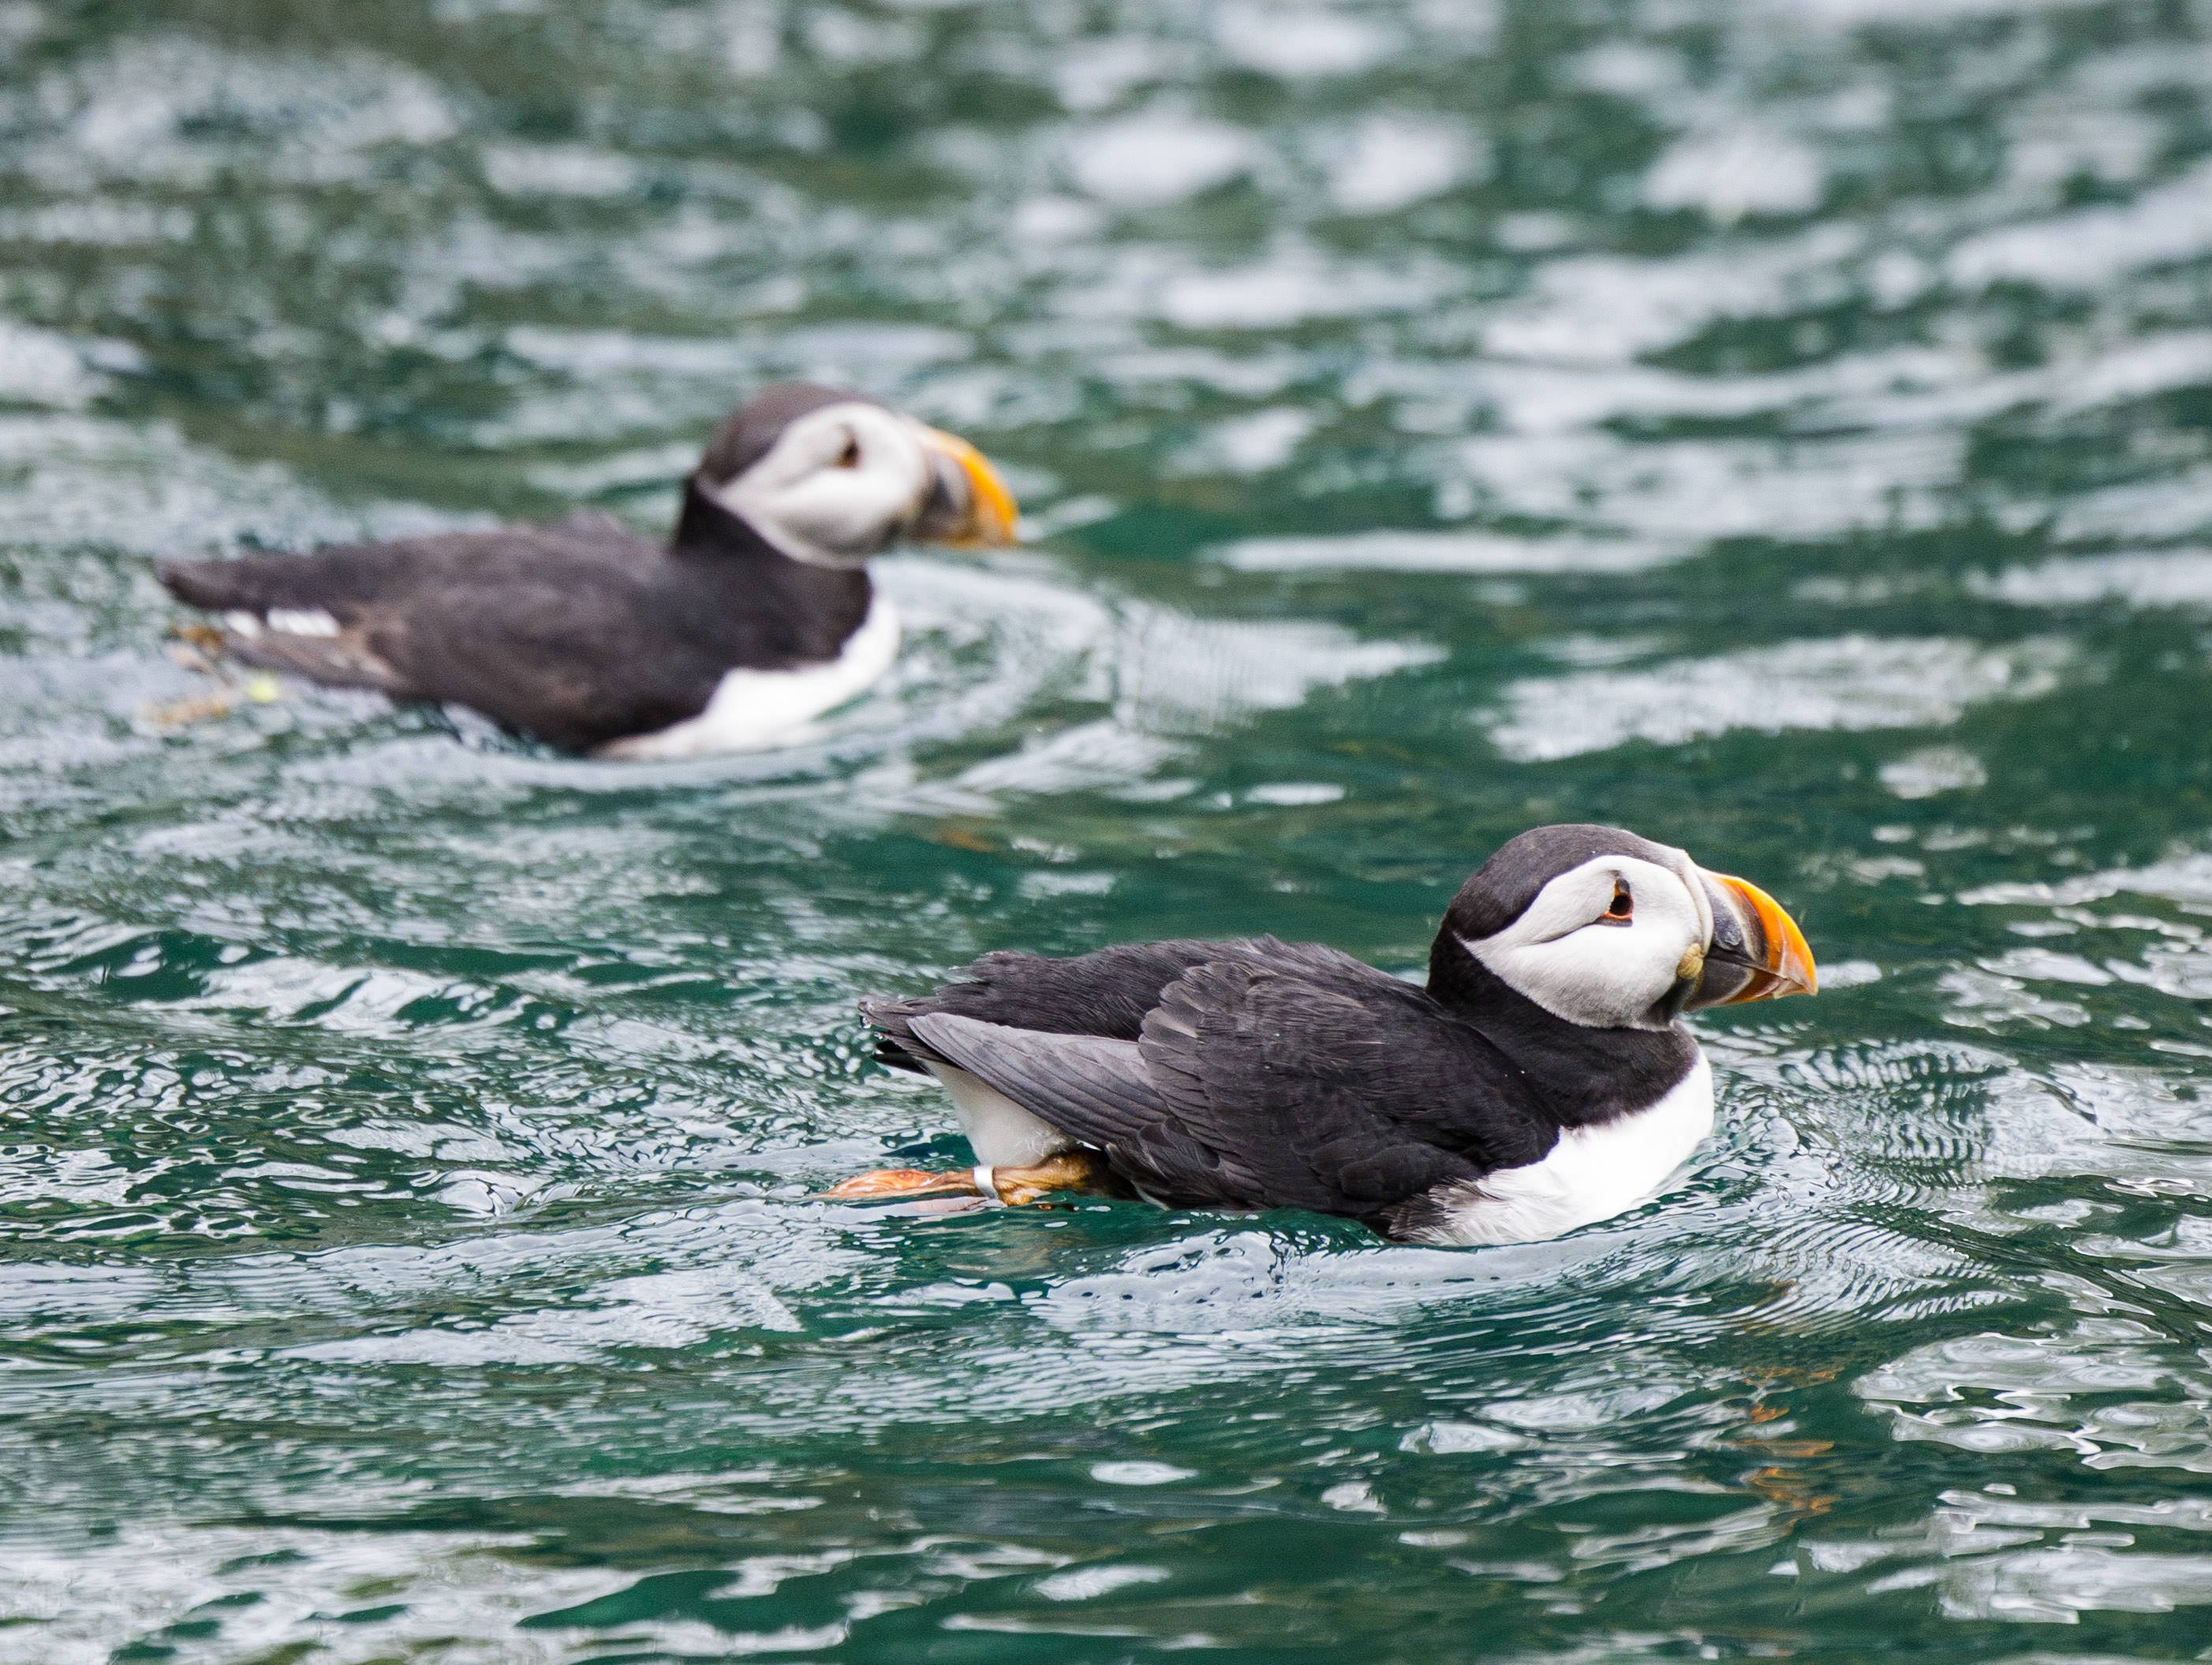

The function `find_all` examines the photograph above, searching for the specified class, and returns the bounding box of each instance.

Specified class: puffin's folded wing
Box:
[156,536,452,616]
[159,554,346,617]
[222,625,409,693]
[904,1014,1240,1198]
[865,939,1268,1073]
[865,935,1399,1066]
[353,573,727,752]
[1133,961,1508,1215]
[909,960,1518,1223]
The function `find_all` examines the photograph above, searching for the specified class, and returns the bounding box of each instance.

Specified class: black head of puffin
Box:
[688,383,1018,566]
[1433,823,1816,1032]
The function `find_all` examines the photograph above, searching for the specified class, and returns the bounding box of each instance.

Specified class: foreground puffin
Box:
[155,384,1018,756]
[837,824,1815,1245]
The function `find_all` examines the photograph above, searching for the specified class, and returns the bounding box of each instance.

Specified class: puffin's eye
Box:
[833,434,861,468]
[1601,879,1633,923]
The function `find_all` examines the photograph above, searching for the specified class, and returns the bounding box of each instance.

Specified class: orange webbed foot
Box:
[823,1151,1118,1209]
[821,1167,984,1203]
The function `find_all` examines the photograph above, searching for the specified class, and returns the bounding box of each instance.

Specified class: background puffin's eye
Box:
[833,435,861,467]
[1602,879,1633,922]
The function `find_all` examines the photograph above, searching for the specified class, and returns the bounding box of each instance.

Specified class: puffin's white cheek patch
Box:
[1463,853,1707,1029]
[715,402,933,566]
[1469,930,1677,1029]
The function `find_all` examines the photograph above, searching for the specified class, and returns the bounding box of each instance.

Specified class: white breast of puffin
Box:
[1415,1048,1715,1247]
[600,595,900,760]
[925,1062,1077,1168]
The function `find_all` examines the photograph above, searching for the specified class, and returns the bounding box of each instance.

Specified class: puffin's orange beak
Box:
[914,427,1019,547]
[1690,869,1818,1006]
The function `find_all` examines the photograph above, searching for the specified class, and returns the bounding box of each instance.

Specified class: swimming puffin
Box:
[155,384,1018,756]
[837,823,1816,1245]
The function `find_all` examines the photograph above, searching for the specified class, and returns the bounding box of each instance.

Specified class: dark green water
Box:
[6,0,2212,1657]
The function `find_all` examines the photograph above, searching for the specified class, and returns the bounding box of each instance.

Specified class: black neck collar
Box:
[1425,929,1697,1126]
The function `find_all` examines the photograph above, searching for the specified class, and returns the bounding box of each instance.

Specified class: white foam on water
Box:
[1948,156,2212,291]
[1214,2,1392,79]
[1214,528,1678,574]
[1644,125,1825,222]
[1967,549,2212,609]
[1063,110,1256,207]
[1881,745,1990,799]
[1325,116,1478,215]
[1486,636,2074,762]
[1455,427,1965,543]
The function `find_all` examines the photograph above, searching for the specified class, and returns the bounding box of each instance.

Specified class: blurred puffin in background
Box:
[842,823,1816,1245]
[156,383,1018,756]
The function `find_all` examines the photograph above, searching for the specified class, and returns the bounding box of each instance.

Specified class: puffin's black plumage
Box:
[866,934,1687,1234]
[159,495,869,752]
[155,384,1015,754]
[857,824,1819,1242]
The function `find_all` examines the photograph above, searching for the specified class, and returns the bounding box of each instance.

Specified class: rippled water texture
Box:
[7,0,2212,1657]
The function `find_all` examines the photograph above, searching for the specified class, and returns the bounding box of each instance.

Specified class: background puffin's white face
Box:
[1462,850,1715,1030]
[709,401,933,566]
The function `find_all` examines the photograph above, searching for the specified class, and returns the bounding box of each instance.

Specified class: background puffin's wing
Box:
[222,626,408,693]
[158,525,649,620]
[156,538,445,616]
[158,555,290,614]
[158,553,368,615]
[159,547,435,693]
[356,570,727,752]
[156,529,713,748]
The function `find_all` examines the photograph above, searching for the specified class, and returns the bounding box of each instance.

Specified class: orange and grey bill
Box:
[917,427,1020,546]
[1706,872,1818,1001]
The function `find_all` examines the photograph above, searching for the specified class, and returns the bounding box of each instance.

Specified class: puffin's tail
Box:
[157,555,303,614]
[155,556,405,694]
[858,994,942,1073]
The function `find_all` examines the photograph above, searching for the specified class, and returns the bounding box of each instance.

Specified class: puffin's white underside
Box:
[600,595,900,760]
[226,607,341,639]
[928,1032,1717,1247]
[1407,1048,1715,1246]
[220,592,899,760]
[928,1062,1077,1169]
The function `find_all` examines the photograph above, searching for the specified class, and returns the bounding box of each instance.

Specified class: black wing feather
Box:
[159,526,709,748]
[156,502,872,752]
[864,935,1394,1072]
[359,569,727,750]
[904,1013,1246,1203]
[223,627,407,693]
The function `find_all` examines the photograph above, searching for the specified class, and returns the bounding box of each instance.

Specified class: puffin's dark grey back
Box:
[157,491,874,752]
[693,383,876,486]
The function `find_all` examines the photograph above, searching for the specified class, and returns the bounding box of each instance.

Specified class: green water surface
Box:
[6,0,2212,1659]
